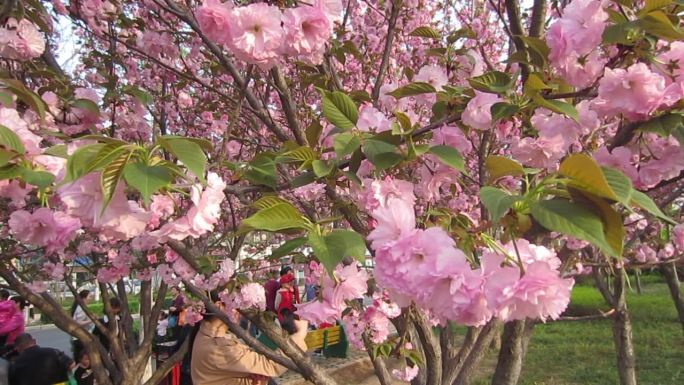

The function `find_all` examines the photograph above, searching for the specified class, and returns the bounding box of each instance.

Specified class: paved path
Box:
[26,325,72,355]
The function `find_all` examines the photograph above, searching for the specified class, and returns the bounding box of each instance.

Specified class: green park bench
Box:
[257,324,349,358]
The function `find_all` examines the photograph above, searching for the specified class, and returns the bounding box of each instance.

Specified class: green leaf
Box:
[490,102,519,123]
[159,137,207,183]
[72,99,100,114]
[363,139,402,170]
[531,199,616,257]
[533,96,579,121]
[0,164,21,180]
[559,154,618,201]
[66,143,107,181]
[0,124,26,154]
[570,188,625,257]
[123,163,174,205]
[518,36,550,68]
[1,79,46,119]
[479,187,521,222]
[245,154,278,188]
[0,149,14,166]
[322,91,358,130]
[388,82,437,99]
[602,21,641,45]
[485,155,524,182]
[253,195,290,210]
[637,10,684,40]
[242,202,308,232]
[20,168,55,189]
[333,132,361,157]
[601,167,633,205]
[428,145,465,172]
[312,160,334,177]
[468,71,515,94]
[42,144,68,158]
[101,148,134,208]
[636,113,684,139]
[160,135,213,152]
[269,237,308,260]
[306,120,323,147]
[0,91,13,107]
[277,146,318,165]
[309,229,367,275]
[290,171,316,188]
[638,0,674,17]
[409,26,441,39]
[123,85,154,105]
[630,190,676,224]
[87,143,130,174]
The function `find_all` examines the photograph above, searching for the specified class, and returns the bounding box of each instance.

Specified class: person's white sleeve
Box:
[274,292,282,310]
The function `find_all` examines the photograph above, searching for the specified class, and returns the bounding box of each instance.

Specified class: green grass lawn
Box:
[509,274,684,385]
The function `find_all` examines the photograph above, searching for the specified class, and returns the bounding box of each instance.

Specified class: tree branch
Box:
[371,0,401,104]
[270,67,306,145]
[528,0,547,38]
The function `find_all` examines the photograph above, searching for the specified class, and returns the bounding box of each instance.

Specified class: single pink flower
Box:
[283,6,331,56]
[227,3,284,68]
[462,91,501,130]
[196,0,233,45]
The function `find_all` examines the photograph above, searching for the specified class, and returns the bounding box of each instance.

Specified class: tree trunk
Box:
[634,269,642,295]
[490,320,527,385]
[452,320,502,385]
[612,266,638,385]
[441,326,481,385]
[660,261,684,335]
[414,312,442,385]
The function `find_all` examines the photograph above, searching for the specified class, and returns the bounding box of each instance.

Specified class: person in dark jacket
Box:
[8,333,74,385]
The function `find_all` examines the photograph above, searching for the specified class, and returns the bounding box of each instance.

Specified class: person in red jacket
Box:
[275,273,298,322]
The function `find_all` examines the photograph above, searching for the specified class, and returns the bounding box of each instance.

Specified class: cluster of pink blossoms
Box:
[8,208,81,255]
[196,0,340,68]
[341,291,400,350]
[295,263,369,326]
[0,18,45,61]
[546,0,608,87]
[365,178,574,326]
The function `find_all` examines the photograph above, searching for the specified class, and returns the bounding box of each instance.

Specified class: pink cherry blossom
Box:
[26,281,48,293]
[296,298,339,326]
[510,135,566,170]
[367,198,416,248]
[151,173,226,241]
[0,180,31,207]
[594,147,639,184]
[315,0,344,23]
[392,366,419,382]
[0,107,42,154]
[594,63,670,120]
[462,91,501,130]
[431,125,473,155]
[546,0,607,62]
[8,208,81,254]
[293,183,326,201]
[414,65,448,91]
[196,0,233,45]
[283,6,331,57]
[0,18,45,60]
[239,283,266,310]
[356,104,392,132]
[673,224,684,250]
[227,3,284,68]
[634,244,658,263]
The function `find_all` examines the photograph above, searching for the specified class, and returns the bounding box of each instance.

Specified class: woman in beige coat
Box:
[190,304,308,385]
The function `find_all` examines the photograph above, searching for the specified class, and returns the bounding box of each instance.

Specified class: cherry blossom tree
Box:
[0,1,683,385]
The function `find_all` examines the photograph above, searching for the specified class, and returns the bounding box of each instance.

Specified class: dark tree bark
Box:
[612,266,638,385]
[491,320,526,385]
[660,261,684,335]
[442,326,481,385]
[452,319,502,385]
